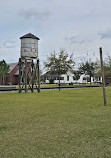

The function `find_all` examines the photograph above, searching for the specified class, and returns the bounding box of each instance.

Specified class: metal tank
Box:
[20,33,40,59]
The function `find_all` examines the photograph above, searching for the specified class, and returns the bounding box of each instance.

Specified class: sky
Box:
[0,0,111,68]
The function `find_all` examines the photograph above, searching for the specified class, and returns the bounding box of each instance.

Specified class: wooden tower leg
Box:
[31,60,34,93]
[25,58,27,93]
[19,58,22,93]
[37,59,40,93]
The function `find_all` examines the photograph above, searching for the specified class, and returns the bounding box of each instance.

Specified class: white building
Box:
[43,71,100,84]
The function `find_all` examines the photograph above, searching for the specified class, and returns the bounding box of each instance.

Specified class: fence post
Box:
[99,47,107,106]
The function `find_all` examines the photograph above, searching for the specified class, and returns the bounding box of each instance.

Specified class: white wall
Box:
[77,74,87,84]
[45,73,74,84]
[45,72,99,84]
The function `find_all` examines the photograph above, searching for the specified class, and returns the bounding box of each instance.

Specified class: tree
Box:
[95,56,111,85]
[102,56,111,85]
[0,60,10,85]
[44,50,74,90]
[73,70,81,83]
[79,60,98,85]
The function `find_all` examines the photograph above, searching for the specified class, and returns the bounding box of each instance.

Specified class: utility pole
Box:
[100,47,107,106]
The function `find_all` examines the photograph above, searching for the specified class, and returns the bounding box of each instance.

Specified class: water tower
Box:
[19,33,40,93]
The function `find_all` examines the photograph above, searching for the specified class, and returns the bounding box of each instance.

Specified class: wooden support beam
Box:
[37,59,40,93]
[19,58,21,93]
[19,58,40,93]
[31,60,34,93]
[25,58,27,93]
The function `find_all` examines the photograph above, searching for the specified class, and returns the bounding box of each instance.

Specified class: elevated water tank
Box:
[20,33,40,59]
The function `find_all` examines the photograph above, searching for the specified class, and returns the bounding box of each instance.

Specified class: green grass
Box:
[0,88,111,157]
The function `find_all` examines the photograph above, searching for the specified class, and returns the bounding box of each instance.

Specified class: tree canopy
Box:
[95,56,111,85]
[44,50,74,90]
[73,70,81,82]
[79,60,98,84]
[0,60,10,85]
[102,56,111,84]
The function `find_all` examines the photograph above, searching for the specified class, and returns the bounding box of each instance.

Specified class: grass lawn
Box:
[0,87,111,157]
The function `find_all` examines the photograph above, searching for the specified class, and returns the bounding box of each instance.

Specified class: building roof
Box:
[43,70,77,77]
[20,33,40,40]
[14,70,19,75]
[9,63,18,73]
[8,61,33,75]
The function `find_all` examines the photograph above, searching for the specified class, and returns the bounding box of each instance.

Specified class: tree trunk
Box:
[3,74,5,85]
[58,66,61,91]
[58,75,60,91]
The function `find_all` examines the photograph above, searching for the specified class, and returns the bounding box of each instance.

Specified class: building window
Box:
[60,77,64,80]
[57,77,64,80]
[83,77,86,80]
[67,76,69,81]
[46,77,49,80]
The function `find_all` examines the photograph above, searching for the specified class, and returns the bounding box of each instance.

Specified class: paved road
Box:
[0,85,103,93]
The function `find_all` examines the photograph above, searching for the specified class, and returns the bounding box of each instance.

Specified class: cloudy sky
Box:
[0,0,111,67]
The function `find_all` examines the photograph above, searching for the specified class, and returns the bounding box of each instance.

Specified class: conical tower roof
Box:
[20,33,40,40]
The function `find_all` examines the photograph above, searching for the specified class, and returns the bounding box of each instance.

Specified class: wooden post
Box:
[19,58,21,93]
[37,59,40,93]
[25,58,27,93]
[100,47,107,106]
[31,60,34,93]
